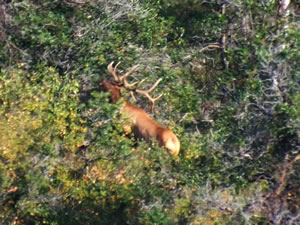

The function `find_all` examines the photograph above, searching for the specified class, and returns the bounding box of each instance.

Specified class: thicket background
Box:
[0,0,299,224]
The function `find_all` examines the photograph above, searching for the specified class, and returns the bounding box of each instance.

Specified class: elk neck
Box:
[100,80,121,103]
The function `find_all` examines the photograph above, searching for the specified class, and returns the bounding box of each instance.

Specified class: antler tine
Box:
[135,78,163,112]
[107,61,121,82]
[122,65,139,79]
[120,65,139,88]
[145,78,162,93]
[108,62,140,88]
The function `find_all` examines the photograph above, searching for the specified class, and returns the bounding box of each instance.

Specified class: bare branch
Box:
[274,153,300,196]
[199,43,223,53]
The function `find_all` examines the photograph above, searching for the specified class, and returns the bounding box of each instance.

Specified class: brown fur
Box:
[100,80,121,103]
[101,80,180,156]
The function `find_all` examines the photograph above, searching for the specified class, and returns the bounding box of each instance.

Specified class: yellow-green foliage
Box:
[0,66,85,183]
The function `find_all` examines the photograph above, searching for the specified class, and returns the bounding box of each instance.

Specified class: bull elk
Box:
[100,62,180,156]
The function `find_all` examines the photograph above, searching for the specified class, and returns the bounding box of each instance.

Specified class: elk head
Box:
[101,62,180,156]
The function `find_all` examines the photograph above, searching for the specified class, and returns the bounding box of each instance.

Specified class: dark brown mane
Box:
[100,80,121,103]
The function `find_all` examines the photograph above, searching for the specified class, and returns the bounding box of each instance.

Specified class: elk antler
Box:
[135,78,163,112]
[108,61,139,88]
[107,61,163,111]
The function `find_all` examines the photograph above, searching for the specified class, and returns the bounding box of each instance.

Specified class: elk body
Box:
[101,62,180,156]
